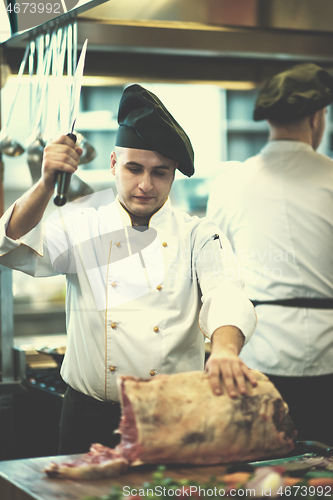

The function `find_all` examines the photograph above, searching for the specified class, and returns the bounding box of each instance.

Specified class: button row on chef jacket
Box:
[110,282,162,290]
[109,322,160,333]
[109,283,163,292]
[109,366,156,376]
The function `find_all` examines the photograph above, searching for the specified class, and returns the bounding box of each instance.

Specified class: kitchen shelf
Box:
[14,303,65,316]
[227,119,269,132]
[75,110,118,131]
[76,124,118,131]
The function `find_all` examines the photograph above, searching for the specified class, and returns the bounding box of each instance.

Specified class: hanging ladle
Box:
[0,43,29,156]
[75,132,96,164]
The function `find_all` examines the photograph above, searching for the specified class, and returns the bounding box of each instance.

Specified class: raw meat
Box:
[44,370,296,480]
[117,370,296,464]
[44,443,128,480]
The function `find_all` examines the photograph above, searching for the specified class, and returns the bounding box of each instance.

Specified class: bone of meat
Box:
[117,370,296,465]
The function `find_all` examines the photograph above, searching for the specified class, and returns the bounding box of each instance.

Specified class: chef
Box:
[0,84,257,454]
[207,64,333,445]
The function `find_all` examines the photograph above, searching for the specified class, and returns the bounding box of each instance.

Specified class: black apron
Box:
[251,298,333,309]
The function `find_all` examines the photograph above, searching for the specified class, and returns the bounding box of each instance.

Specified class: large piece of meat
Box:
[118,370,296,465]
[45,370,296,480]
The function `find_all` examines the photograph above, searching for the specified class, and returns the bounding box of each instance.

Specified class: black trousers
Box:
[266,373,333,447]
[59,386,121,455]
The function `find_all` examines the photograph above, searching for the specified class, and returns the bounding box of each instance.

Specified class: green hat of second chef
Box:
[253,63,333,122]
[115,84,194,177]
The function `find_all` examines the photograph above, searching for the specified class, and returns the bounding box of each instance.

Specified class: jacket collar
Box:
[115,196,172,228]
[261,140,314,154]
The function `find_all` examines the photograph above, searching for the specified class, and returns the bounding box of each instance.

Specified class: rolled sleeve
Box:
[0,203,56,277]
[199,282,257,343]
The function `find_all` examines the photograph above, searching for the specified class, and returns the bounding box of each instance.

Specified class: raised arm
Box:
[6,135,82,240]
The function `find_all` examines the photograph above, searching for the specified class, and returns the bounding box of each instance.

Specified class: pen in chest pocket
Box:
[213,233,223,249]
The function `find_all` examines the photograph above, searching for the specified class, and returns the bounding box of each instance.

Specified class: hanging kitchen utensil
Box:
[70,20,96,165]
[0,43,29,156]
[25,34,43,145]
[40,32,51,138]
[73,21,77,70]
[57,22,94,201]
[67,173,94,202]
[26,32,54,183]
[54,39,88,207]
[44,26,66,143]
[75,131,96,164]
[28,40,35,131]
[25,35,42,175]
[45,28,59,142]
[55,27,67,137]
[65,22,73,132]
[34,34,44,117]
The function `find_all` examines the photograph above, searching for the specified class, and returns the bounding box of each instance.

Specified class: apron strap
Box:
[251,298,333,309]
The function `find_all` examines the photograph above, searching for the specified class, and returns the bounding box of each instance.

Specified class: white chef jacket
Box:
[0,191,256,401]
[207,140,333,377]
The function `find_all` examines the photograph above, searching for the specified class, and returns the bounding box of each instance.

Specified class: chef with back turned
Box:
[0,84,257,454]
[207,64,333,445]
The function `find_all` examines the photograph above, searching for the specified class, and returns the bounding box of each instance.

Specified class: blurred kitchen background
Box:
[1,0,333,460]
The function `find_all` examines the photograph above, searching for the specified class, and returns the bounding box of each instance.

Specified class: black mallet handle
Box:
[53,133,77,207]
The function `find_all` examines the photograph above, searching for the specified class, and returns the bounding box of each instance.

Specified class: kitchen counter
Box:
[14,333,67,368]
[0,454,229,500]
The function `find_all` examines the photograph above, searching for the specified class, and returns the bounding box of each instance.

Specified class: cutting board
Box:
[0,454,229,500]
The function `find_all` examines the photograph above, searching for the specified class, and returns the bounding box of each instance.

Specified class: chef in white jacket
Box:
[207,64,333,445]
[0,84,257,454]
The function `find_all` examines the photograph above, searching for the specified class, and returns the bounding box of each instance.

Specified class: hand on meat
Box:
[42,135,82,191]
[205,325,258,398]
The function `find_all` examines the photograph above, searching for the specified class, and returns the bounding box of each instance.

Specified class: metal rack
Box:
[3,0,333,86]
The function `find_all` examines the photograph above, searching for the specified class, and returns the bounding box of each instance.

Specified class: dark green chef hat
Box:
[253,63,333,122]
[115,84,194,177]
